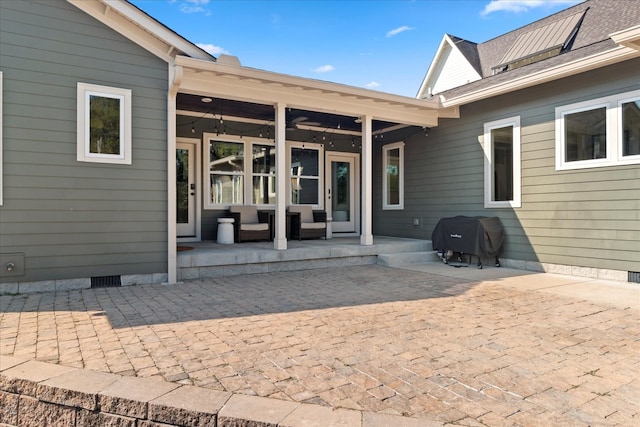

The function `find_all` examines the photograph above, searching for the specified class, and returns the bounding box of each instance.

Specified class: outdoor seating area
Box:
[227,205,271,243]
[287,205,327,240]
[225,205,329,243]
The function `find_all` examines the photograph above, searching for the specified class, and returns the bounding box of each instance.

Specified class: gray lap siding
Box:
[374,58,640,272]
[0,0,168,283]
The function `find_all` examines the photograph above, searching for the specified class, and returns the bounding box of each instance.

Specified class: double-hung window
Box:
[77,82,131,164]
[205,135,278,208]
[556,89,640,170]
[251,143,276,205]
[207,139,245,205]
[483,116,521,208]
[289,143,322,206]
[382,142,404,210]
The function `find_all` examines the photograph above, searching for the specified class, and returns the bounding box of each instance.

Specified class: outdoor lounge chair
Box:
[288,205,327,240]
[227,206,271,243]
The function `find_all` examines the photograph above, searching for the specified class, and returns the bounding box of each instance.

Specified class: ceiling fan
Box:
[286,116,321,130]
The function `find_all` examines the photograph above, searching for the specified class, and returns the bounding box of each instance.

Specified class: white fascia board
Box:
[67,0,213,62]
[441,46,640,108]
[175,56,442,127]
[416,34,481,99]
[416,35,450,99]
[611,25,640,51]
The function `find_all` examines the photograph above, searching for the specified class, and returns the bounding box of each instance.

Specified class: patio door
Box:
[326,152,359,234]
[176,141,198,238]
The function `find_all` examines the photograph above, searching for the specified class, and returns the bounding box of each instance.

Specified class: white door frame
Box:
[176,137,201,242]
[325,151,360,235]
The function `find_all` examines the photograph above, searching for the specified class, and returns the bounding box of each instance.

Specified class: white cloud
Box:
[365,81,380,89]
[313,65,334,73]
[176,0,211,14]
[481,0,581,16]
[386,26,413,38]
[196,43,228,56]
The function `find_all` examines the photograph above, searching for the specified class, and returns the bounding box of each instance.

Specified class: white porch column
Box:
[166,64,183,285]
[273,103,287,250]
[361,115,373,245]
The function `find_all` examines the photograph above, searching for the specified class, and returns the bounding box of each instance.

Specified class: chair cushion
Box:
[240,223,269,231]
[300,222,326,230]
[288,205,314,223]
[229,205,259,224]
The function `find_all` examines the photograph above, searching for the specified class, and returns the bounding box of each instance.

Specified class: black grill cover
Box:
[431,216,504,259]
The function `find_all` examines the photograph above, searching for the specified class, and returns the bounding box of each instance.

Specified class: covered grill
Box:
[431,216,504,268]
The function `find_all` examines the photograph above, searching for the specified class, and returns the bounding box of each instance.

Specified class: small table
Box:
[217,218,235,244]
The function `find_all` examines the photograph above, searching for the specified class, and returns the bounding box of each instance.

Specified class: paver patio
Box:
[1,264,638,425]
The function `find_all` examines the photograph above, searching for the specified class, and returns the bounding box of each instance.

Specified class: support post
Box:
[274,103,287,250]
[361,115,373,245]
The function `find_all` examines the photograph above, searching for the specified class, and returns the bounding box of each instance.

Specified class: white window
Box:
[556,89,640,170]
[289,142,323,208]
[206,137,245,207]
[382,141,404,210]
[251,143,276,205]
[77,82,132,164]
[483,116,521,208]
[0,71,3,206]
[204,134,278,208]
[619,94,640,164]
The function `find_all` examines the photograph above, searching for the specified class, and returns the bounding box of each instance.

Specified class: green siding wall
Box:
[375,59,640,272]
[0,0,169,283]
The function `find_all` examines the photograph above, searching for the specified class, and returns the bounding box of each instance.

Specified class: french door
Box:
[326,152,359,234]
[176,141,198,238]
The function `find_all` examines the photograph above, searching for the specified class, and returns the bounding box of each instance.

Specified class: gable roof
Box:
[416,34,482,97]
[418,0,640,106]
[67,0,214,63]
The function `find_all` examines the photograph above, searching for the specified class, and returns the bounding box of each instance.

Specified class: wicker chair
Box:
[227,206,271,243]
[288,205,327,240]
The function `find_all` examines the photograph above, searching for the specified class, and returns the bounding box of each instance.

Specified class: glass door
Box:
[326,153,358,233]
[176,142,196,237]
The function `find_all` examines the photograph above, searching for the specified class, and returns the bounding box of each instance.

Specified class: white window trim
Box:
[251,141,276,207]
[555,88,640,170]
[382,141,405,210]
[287,141,324,209]
[618,91,640,165]
[77,82,132,164]
[0,71,3,206]
[483,116,521,208]
[204,134,246,209]
[204,133,279,209]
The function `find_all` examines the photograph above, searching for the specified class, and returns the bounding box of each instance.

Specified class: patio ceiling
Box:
[174,55,456,134]
[176,93,401,134]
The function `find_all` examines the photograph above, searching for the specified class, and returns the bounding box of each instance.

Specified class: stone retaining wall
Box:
[0,356,423,427]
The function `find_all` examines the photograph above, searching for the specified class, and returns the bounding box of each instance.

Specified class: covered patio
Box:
[167,54,459,284]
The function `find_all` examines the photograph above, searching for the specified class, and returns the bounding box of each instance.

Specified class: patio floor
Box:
[1,263,639,425]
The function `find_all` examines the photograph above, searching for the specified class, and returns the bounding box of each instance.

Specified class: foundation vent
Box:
[91,275,122,288]
[628,272,640,283]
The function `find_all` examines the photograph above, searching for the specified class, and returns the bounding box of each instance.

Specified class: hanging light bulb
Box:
[351,137,355,148]
[191,123,196,133]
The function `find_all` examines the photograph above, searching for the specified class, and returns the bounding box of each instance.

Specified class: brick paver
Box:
[1,265,638,425]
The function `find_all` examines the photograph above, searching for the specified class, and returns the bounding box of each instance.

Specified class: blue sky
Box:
[129,0,583,97]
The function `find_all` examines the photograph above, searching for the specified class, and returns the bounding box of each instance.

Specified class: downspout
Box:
[166,63,183,284]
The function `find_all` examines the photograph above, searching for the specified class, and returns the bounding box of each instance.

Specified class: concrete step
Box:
[377,251,439,267]
[374,239,432,255]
